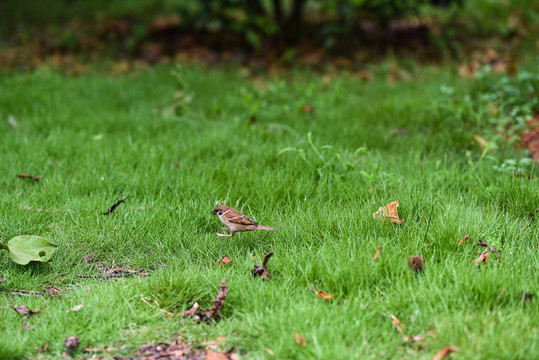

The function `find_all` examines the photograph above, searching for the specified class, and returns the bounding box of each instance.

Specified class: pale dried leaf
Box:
[373,201,403,224]
[432,345,460,360]
[372,246,382,261]
[391,315,405,334]
[294,333,307,346]
[316,290,333,300]
[183,302,200,317]
[458,234,470,245]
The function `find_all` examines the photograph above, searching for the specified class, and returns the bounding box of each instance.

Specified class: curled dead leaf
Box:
[472,250,489,264]
[316,290,333,300]
[432,345,460,360]
[183,302,200,317]
[253,252,273,280]
[373,201,404,224]
[65,336,80,349]
[219,256,232,266]
[194,278,228,322]
[372,246,382,261]
[12,305,40,317]
[294,333,307,346]
[458,234,469,245]
[391,315,405,334]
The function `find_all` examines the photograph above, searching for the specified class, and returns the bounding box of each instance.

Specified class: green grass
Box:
[0,63,538,360]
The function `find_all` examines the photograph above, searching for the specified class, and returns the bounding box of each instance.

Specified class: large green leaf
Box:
[1,235,57,265]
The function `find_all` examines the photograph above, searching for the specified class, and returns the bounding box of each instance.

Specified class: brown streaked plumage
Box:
[210,205,277,237]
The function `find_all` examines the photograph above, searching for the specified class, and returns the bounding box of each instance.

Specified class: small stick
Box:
[103,197,129,215]
[0,289,43,296]
[75,269,146,279]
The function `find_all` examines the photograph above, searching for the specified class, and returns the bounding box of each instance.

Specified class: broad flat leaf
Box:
[373,201,403,224]
[3,235,57,265]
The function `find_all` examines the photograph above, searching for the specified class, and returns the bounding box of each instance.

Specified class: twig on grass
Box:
[102,197,129,215]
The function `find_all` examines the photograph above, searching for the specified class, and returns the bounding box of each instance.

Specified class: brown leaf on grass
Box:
[37,343,49,353]
[474,240,500,258]
[192,278,228,322]
[372,246,382,261]
[219,256,232,266]
[253,252,274,280]
[472,250,489,264]
[183,302,199,317]
[300,104,314,113]
[103,197,128,215]
[391,315,405,334]
[0,277,6,283]
[458,234,470,245]
[373,201,404,224]
[24,322,30,331]
[316,290,333,300]
[408,255,425,273]
[65,336,80,349]
[294,333,307,346]
[12,305,40,317]
[206,350,229,360]
[432,345,460,360]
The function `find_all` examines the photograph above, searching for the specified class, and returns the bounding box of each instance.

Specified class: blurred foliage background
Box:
[0,0,537,71]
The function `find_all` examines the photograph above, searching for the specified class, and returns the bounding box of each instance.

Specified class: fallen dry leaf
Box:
[316,290,333,300]
[391,315,405,334]
[12,305,40,317]
[373,201,404,224]
[183,302,200,317]
[0,277,6,283]
[458,234,470,245]
[206,350,228,360]
[190,279,228,322]
[37,343,49,353]
[65,336,80,349]
[300,104,314,113]
[473,135,495,152]
[474,240,500,258]
[408,255,425,273]
[372,246,382,261]
[472,250,489,264]
[253,252,274,280]
[219,256,232,266]
[24,322,30,331]
[68,304,83,313]
[294,333,307,346]
[432,345,460,360]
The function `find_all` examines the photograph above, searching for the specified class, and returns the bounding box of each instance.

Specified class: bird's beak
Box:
[210,210,217,215]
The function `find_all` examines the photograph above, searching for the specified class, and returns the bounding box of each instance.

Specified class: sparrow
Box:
[211,205,277,237]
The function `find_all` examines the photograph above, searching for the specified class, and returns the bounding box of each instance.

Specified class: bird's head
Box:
[211,205,230,216]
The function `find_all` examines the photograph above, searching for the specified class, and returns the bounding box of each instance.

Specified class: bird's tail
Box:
[258,225,277,231]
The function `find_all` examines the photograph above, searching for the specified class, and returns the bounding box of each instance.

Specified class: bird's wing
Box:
[225,209,259,226]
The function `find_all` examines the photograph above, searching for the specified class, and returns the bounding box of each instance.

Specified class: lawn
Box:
[0,62,538,359]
